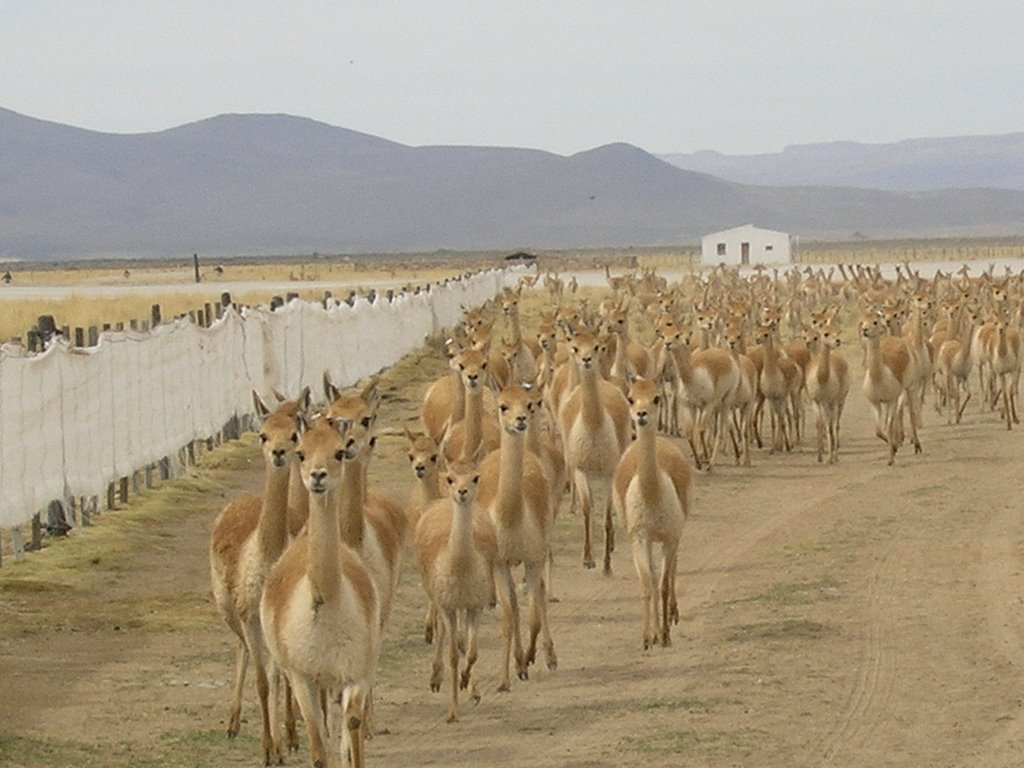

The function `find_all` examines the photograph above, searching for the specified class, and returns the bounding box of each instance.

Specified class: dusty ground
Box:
[3,290,1024,768]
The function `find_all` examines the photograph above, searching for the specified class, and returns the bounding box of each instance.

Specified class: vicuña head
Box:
[253,390,303,471]
[625,376,660,428]
[406,428,439,480]
[497,383,535,435]
[295,417,360,496]
[444,461,481,506]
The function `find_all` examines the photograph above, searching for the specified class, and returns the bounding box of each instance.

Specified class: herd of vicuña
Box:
[209,261,1022,766]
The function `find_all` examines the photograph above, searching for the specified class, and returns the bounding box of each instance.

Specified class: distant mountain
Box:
[659,134,1024,191]
[3,107,1024,261]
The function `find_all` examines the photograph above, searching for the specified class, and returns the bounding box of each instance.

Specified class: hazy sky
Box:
[3,1,1022,156]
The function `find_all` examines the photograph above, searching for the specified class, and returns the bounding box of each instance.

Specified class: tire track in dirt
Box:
[815,533,899,766]
[685,439,907,768]
[961,497,1024,767]
[812,414,1024,767]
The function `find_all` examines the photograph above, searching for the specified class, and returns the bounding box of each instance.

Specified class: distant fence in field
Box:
[0,266,523,559]
[797,241,1024,265]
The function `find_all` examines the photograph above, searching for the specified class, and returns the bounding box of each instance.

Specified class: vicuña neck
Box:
[580,366,605,429]
[420,469,442,502]
[448,499,476,566]
[509,312,523,345]
[636,422,660,501]
[864,333,885,379]
[306,486,342,605]
[336,458,365,548]
[496,429,525,518]
[816,343,833,386]
[287,458,309,529]
[461,385,483,461]
[258,465,291,561]
[612,333,629,376]
[450,368,466,423]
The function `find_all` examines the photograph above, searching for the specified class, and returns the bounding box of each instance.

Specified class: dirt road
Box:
[2,322,1024,768]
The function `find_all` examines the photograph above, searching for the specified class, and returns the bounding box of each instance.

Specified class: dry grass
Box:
[4,235,1018,341]
[0,259,484,342]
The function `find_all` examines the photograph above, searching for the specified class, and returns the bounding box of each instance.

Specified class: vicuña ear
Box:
[297,386,312,414]
[361,376,380,404]
[252,390,272,418]
[323,371,340,402]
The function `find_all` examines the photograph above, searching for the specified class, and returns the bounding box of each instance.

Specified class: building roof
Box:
[702,223,790,239]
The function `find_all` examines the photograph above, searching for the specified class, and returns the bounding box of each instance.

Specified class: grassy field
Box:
[2,236,1021,343]
[0,257,488,343]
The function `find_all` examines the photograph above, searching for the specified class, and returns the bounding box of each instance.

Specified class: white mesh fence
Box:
[0,266,523,529]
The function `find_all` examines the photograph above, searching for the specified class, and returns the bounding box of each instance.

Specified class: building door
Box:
[741,242,750,266]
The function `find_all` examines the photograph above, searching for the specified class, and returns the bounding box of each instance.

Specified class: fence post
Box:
[11,527,25,562]
[151,304,162,327]
[31,512,42,550]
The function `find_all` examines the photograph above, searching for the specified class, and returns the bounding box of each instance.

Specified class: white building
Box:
[700,224,793,266]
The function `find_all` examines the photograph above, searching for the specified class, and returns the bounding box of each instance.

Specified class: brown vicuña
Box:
[440,346,502,464]
[558,331,631,574]
[860,312,921,465]
[476,382,557,689]
[612,377,691,649]
[208,388,309,764]
[413,461,499,722]
[260,416,379,768]
[805,324,851,464]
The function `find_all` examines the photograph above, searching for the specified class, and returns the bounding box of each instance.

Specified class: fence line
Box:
[0,266,523,559]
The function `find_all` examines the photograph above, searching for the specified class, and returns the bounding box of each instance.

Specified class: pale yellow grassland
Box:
[0,261,480,342]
